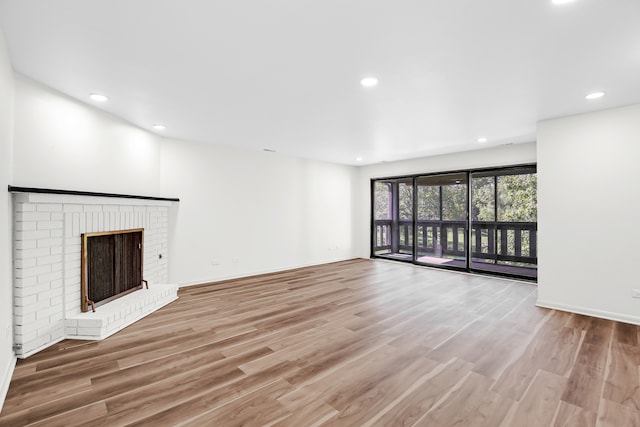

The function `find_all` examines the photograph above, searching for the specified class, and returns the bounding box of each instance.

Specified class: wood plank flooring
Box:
[1,259,639,426]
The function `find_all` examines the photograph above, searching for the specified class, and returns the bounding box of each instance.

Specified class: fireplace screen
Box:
[81,228,144,312]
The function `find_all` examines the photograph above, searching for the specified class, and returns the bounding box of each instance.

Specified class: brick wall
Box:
[13,192,171,358]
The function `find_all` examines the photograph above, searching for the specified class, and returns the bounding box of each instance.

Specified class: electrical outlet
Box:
[632,289,640,298]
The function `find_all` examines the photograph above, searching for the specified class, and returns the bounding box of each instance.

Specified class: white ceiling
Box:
[1,0,639,165]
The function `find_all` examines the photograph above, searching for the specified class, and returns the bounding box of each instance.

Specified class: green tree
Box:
[374,182,391,220]
[398,182,413,220]
[417,186,440,220]
[471,177,495,221]
[498,174,537,222]
[442,184,466,220]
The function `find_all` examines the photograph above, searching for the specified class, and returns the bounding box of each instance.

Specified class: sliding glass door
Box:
[372,164,537,280]
[415,173,467,269]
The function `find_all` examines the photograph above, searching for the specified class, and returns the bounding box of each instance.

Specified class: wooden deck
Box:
[0,259,637,426]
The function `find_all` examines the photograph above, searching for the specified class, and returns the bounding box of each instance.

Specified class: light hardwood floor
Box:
[1,259,639,426]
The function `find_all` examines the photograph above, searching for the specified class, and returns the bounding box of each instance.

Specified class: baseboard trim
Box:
[17,336,65,360]
[0,354,17,414]
[536,299,640,326]
[177,257,361,288]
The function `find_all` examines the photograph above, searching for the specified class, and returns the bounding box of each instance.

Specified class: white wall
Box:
[354,143,537,258]
[537,104,640,325]
[11,76,357,288]
[12,75,162,196]
[0,27,15,411]
[160,138,355,284]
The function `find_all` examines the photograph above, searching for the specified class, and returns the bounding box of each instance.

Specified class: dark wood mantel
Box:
[8,185,180,202]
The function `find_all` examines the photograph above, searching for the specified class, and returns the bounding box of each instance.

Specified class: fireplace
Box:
[11,187,179,358]
[81,228,145,312]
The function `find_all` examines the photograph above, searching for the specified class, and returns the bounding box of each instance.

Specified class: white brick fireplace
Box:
[12,189,179,358]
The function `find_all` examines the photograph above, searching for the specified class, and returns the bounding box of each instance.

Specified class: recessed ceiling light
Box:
[585,91,605,100]
[477,137,488,143]
[152,123,167,130]
[551,0,576,5]
[360,77,378,88]
[89,93,108,102]
[356,156,363,162]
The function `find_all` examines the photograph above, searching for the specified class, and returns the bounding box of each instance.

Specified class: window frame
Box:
[370,163,537,281]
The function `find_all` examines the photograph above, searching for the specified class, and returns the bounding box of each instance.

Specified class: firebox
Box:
[81,228,145,312]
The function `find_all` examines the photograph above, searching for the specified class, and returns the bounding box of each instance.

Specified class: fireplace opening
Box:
[81,228,144,312]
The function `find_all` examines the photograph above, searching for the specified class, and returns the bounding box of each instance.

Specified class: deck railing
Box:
[374,219,537,265]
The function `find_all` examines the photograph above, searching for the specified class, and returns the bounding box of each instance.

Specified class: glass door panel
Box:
[372,178,414,260]
[373,181,392,256]
[415,173,467,269]
[397,179,414,258]
[470,167,537,278]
